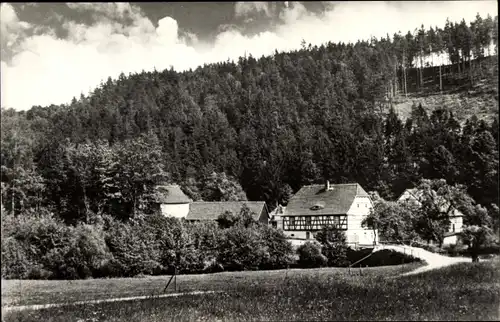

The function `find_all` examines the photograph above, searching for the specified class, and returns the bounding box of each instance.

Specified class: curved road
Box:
[373,244,471,276]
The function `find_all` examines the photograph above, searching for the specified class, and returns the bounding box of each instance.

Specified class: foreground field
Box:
[3,260,500,321]
[2,263,421,307]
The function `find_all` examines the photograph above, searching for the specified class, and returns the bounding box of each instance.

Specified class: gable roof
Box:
[400,188,424,201]
[186,201,268,221]
[398,188,464,217]
[286,183,369,216]
[154,185,192,204]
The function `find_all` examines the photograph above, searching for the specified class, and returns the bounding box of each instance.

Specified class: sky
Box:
[1,1,498,111]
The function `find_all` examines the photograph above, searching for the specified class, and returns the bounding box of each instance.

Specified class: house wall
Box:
[346,196,378,245]
[280,229,377,245]
[450,216,463,233]
[346,196,372,229]
[278,208,377,244]
[160,203,190,218]
[282,230,311,239]
[272,215,283,229]
[277,196,378,245]
[443,234,458,246]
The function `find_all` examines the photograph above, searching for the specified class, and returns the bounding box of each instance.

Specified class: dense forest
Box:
[1,13,499,223]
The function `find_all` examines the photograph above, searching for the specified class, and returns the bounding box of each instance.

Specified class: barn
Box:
[153,184,270,224]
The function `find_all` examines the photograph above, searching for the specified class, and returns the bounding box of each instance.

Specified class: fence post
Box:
[174,266,177,292]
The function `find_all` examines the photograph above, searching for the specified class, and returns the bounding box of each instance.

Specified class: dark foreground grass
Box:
[3,260,500,321]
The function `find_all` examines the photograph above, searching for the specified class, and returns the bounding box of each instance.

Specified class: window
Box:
[272,221,277,228]
[306,232,310,239]
[306,217,311,226]
[452,224,455,232]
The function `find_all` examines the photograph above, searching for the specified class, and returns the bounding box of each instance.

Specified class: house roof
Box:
[286,183,369,216]
[153,185,192,204]
[186,201,268,221]
[398,188,464,217]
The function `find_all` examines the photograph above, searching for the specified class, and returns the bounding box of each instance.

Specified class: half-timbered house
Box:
[276,181,378,246]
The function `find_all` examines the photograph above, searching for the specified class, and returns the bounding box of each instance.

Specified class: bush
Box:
[1,237,32,279]
[297,242,328,268]
[57,223,113,279]
[217,211,238,229]
[104,217,164,277]
[1,209,71,279]
[412,241,442,254]
[315,226,349,267]
[442,242,467,257]
[347,248,419,267]
[258,226,295,270]
[217,226,269,271]
[186,221,221,262]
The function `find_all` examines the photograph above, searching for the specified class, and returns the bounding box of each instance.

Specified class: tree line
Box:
[2,14,498,221]
[0,14,498,274]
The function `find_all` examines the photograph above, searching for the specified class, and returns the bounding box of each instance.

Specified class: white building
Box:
[273,182,378,247]
[398,188,464,245]
[153,184,270,224]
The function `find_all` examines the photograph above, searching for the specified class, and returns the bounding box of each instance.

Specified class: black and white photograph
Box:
[1,1,499,321]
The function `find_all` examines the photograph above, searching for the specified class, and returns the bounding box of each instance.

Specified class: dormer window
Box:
[310,203,325,211]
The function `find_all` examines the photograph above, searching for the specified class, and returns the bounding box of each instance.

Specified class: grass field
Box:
[2,263,422,307]
[3,260,500,321]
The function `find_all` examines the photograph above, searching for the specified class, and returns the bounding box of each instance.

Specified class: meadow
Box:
[3,259,500,321]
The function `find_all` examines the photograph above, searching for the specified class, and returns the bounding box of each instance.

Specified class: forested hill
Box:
[1,14,499,223]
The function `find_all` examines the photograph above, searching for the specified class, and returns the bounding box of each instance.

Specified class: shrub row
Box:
[2,210,296,279]
[2,210,423,280]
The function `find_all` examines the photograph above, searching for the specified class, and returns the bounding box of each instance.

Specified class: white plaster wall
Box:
[282,230,312,239]
[347,229,377,245]
[283,229,376,245]
[346,196,378,244]
[274,215,284,230]
[346,196,372,229]
[450,216,463,232]
[160,203,190,218]
[443,235,458,246]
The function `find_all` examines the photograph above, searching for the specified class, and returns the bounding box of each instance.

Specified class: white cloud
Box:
[234,2,271,18]
[1,3,30,48]
[1,1,498,110]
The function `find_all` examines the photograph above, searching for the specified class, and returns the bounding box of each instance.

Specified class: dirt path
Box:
[2,290,222,313]
[373,244,470,276]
